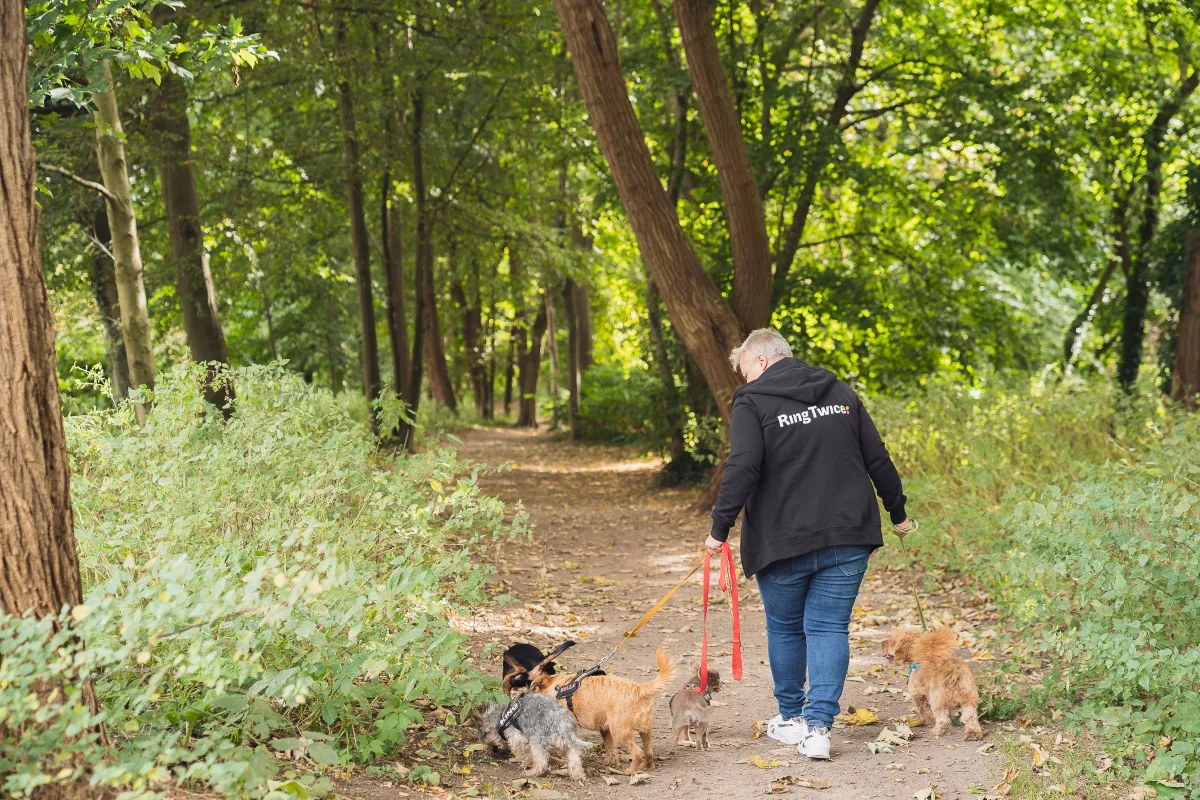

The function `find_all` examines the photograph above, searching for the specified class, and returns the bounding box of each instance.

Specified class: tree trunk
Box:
[153,70,233,415]
[335,25,383,435]
[422,235,457,411]
[0,9,85,619]
[504,333,515,417]
[259,271,279,361]
[381,168,410,400]
[545,288,560,399]
[94,60,155,423]
[563,277,582,439]
[452,274,486,415]
[1119,70,1200,390]
[1171,230,1200,407]
[553,0,744,424]
[674,0,771,333]
[517,303,549,427]
[88,204,131,401]
[576,282,594,370]
[1064,199,1130,371]
[398,89,430,451]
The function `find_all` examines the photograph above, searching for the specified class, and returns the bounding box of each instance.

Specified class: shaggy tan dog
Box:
[882,626,983,740]
[528,648,677,774]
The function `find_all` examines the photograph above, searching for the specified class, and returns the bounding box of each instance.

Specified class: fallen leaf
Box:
[629,772,651,785]
[1123,787,1157,800]
[602,776,619,786]
[752,754,782,769]
[797,778,831,790]
[836,706,880,726]
[913,787,937,800]
[976,742,995,755]
[1094,754,1113,773]
[1030,742,1048,769]
[907,716,925,727]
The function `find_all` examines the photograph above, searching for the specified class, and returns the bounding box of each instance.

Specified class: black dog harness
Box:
[554,666,606,713]
[495,694,524,738]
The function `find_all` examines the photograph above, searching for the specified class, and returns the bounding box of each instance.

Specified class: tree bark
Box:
[1171,230,1200,407]
[93,60,155,423]
[451,273,486,415]
[381,160,410,401]
[398,88,430,450]
[153,70,234,415]
[1119,68,1200,390]
[88,204,131,401]
[517,302,549,427]
[563,277,582,439]
[504,333,515,417]
[674,0,771,333]
[0,7,85,618]
[423,236,457,411]
[335,23,383,434]
[553,0,744,423]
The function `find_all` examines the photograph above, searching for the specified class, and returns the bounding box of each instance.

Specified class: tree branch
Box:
[37,162,117,202]
[433,77,510,210]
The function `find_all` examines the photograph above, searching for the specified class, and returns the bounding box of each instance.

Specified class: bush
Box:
[0,364,526,798]
[578,364,670,445]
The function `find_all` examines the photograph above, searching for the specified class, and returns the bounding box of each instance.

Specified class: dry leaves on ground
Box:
[836,706,880,726]
[769,775,832,792]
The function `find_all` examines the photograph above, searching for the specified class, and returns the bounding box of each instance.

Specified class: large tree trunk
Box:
[335,24,383,435]
[674,0,770,333]
[553,0,744,424]
[1119,70,1200,390]
[94,60,156,423]
[153,71,233,415]
[517,302,549,427]
[1171,230,1200,407]
[0,8,85,619]
[422,235,457,411]
[563,277,582,439]
[88,203,131,401]
[381,163,410,400]
[398,88,429,451]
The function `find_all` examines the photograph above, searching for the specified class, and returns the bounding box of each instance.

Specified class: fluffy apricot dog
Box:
[528,648,677,774]
[882,626,983,740]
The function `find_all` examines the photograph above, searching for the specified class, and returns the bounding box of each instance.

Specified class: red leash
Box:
[699,541,742,694]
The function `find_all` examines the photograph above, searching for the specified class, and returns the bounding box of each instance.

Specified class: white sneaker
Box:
[766,715,808,745]
[799,726,831,760]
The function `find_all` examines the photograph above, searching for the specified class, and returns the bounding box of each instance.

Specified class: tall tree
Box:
[93,60,156,422]
[335,20,384,433]
[1171,230,1200,407]
[152,70,234,414]
[562,277,582,439]
[673,0,771,332]
[0,1,84,618]
[87,202,131,400]
[1119,63,1200,389]
[553,0,744,424]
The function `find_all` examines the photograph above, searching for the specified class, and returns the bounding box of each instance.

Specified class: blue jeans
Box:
[756,545,872,729]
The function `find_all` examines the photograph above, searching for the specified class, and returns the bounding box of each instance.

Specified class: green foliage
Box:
[869,375,1196,794]
[0,364,524,798]
[577,364,669,444]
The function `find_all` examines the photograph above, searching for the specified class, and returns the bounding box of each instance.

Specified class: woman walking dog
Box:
[704,329,914,761]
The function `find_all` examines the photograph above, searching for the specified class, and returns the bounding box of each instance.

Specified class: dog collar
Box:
[682,683,713,702]
[909,662,919,676]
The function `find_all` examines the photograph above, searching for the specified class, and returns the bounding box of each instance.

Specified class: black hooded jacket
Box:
[710,358,907,577]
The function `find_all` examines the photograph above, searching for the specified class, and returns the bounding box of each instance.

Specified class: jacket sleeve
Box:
[856,395,908,525]
[710,397,765,541]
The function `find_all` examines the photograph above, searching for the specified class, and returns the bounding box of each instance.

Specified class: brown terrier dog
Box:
[526,648,677,774]
[669,667,720,749]
[882,626,983,740]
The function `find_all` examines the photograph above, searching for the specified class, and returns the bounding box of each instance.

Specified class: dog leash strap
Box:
[699,550,712,695]
[722,541,743,681]
[897,535,929,631]
[595,558,704,670]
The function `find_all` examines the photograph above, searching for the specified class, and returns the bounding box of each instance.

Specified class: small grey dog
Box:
[668,667,720,749]
[477,693,590,780]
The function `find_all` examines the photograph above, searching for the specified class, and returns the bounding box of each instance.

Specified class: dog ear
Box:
[525,640,575,683]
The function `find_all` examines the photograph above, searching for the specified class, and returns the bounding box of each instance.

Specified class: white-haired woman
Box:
[703,329,913,760]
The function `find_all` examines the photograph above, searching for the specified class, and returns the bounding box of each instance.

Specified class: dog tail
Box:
[640,648,678,698]
[913,626,958,663]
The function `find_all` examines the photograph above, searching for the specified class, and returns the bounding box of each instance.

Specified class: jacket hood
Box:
[735,357,838,405]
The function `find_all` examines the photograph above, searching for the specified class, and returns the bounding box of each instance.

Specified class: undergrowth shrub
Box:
[0,364,526,798]
[578,364,669,444]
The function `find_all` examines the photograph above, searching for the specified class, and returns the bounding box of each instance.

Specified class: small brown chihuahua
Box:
[668,667,720,749]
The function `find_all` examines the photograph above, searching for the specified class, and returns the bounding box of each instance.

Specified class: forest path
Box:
[454,426,1004,800]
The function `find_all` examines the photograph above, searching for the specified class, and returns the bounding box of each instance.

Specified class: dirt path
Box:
[455,427,1005,800]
